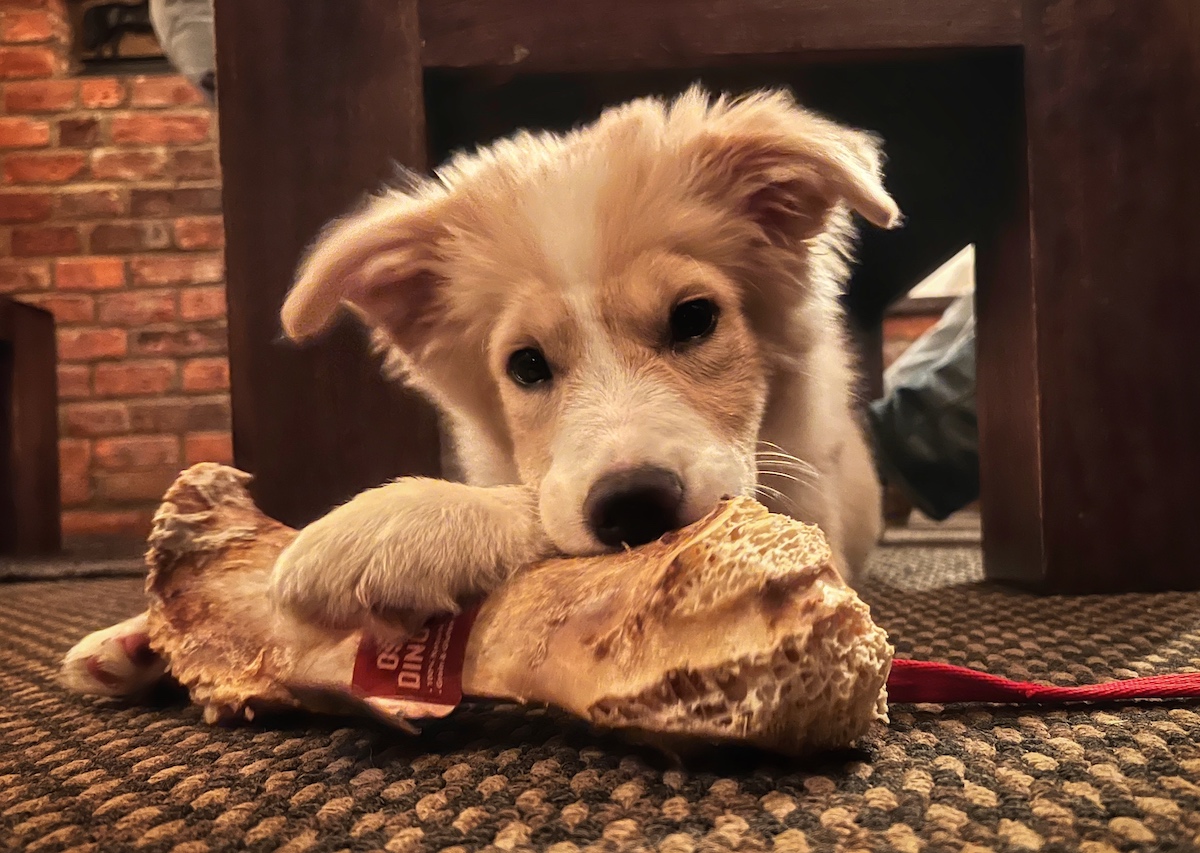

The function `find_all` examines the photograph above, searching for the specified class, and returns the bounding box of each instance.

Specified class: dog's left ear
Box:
[688,91,902,243]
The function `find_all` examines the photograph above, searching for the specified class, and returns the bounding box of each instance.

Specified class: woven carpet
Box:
[4,545,1200,853]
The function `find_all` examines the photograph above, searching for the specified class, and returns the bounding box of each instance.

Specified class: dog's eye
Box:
[669,298,719,345]
[507,347,553,387]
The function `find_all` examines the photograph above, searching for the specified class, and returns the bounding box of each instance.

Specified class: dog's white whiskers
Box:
[752,483,797,513]
[755,455,811,469]
[755,453,813,468]
[757,469,810,485]
[760,465,822,484]
[754,451,821,482]
[754,444,808,463]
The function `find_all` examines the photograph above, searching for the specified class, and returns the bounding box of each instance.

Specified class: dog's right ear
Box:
[280,193,446,356]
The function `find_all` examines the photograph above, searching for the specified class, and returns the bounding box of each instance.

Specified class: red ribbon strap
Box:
[887,658,1200,705]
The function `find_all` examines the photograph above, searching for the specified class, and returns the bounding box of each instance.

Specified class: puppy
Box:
[62,87,899,695]
[271,86,899,636]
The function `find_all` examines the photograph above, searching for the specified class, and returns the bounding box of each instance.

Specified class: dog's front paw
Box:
[268,478,546,637]
[268,498,454,636]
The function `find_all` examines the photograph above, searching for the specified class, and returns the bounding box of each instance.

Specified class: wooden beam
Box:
[213,0,442,528]
[978,0,1200,592]
[419,0,1023,71]
[0,298,61,556]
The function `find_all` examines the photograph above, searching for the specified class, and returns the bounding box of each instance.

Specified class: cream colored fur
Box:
[270,86,900,633]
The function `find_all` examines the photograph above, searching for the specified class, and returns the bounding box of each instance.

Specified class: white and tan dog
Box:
[63,87,899,695]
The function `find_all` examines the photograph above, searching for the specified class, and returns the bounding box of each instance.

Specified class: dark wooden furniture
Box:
[213,2,442,529]
[0,296,61,556]
[975,1,1200,593]
[214,0,1199,592]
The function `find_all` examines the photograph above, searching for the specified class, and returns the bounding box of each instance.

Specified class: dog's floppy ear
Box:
[687,90,901,243]
[280,192,446,354]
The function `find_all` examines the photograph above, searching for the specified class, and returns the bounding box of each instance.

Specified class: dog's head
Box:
[280,88,899,555]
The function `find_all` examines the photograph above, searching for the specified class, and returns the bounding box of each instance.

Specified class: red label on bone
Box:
[351,606,479,720]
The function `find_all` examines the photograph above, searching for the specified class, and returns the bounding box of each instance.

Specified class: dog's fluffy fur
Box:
[264,86,900,635]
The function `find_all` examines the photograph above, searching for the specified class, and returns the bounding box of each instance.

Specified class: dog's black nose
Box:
[585,467,684,548]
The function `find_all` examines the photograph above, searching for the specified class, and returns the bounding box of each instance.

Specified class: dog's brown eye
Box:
[669,298,719,345]
[507,347,553,387]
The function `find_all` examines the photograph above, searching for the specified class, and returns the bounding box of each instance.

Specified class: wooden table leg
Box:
[0,298,61,556]
[213,0,443,528]
[977,1,1200,592]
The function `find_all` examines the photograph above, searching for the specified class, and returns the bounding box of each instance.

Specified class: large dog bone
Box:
[143,464,893,756]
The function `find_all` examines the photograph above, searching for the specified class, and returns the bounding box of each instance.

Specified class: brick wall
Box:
[1,1,229,550]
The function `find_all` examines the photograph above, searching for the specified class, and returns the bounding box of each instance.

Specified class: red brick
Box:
[0,259,50,292]
[94,359,176,396]
[129,254,223,287]
[179,285,225,320]
[79,77,125,109]
[0,116,50,148]
[54,189,125,219]
[128,397,230,433]
[94,434,179,470]
[57,327,126,361]
[184,432,232,466]
[181,357,229,392]
[63,509,153,539]
[58,438,91,507]
[57,116,99,147]
[96,290,176,325]
[0,46,58,79]
[97,468,182,503]
[11,224,79,256]
[5,208,63,244]
[4,79,76,112]
[130,323,226,357]
[0,2,69,10]
[18,292,93,323]
[89,221,170,253]
[1,9,58,42]
[173,216,223,250]
[130,186,220,216]
[3,150,86,183]
[61,401,130,437]
[13,223,79,256]
[90,148,166,181]
[130,75,206,108]
[55,257,125,290]
[111,112,211,145]
[167,148,218,180]
[57,364,90,398]
[0,190,51,222]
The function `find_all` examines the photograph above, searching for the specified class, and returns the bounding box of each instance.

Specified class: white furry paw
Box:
[60,612,168,698]
[269,478,548,636]
[268,480,461,634]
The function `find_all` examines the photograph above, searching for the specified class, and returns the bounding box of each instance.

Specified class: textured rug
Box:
[4,545,1200,853]
[0,556,143,583]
